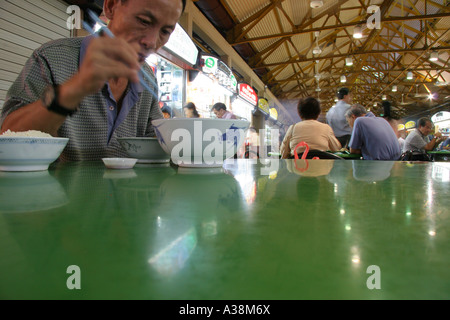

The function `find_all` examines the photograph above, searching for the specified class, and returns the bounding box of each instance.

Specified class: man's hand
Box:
[59,37,141,108]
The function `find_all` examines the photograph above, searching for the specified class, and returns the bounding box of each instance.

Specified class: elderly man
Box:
[212,102,237,119]
[0,0,186,161]
[326,87,353,148]
[403,117,446,153]
[345,104,401,160]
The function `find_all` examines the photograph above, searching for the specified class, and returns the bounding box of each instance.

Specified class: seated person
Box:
[403,117,446,153]
[0,0,186,161]
[280,97,341,158]
[345,104,401,160]
[161,105,173,119]
[183,102,200,118]
[439,137,450,150]
[212,102,236,119]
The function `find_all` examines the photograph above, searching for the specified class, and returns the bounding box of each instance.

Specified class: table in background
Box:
[428,150,450,162]
[1,159,449,299]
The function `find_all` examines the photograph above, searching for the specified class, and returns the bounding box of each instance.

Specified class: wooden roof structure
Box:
[193,0,450,122]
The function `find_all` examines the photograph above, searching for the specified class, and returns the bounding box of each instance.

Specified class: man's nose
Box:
[140,30,159,51]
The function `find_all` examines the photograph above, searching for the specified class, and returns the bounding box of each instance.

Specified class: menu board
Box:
[163,23,198,66]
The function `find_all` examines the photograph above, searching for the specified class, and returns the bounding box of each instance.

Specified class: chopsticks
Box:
[82,9,159,100]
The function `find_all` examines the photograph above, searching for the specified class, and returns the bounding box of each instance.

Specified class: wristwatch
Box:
[41,84,78,117]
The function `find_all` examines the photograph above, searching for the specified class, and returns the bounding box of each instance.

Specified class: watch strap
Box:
[46,85,78,117]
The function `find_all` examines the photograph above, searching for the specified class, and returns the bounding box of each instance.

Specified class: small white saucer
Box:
[102,158,137,170]
[137,158,170,164]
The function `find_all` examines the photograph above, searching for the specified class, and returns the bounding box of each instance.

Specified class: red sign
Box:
[238,83,258,106]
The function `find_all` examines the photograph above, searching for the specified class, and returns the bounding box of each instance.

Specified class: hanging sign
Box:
[270,108,278,120]
[163,23,198,66]
[217,60,237,93]
[397,124,405,131]
[258,98,270,115]
[202,55,218,74]
[238,83,258,106]
[405,121,416,129]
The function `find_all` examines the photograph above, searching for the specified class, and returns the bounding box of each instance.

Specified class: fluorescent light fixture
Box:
[392,85,397,92]
[345,57,353,66]
[340,75,347,83]
[353,26,363,39]
[407,71,413,80]
[429,51,439,62]
[310,0,323,8]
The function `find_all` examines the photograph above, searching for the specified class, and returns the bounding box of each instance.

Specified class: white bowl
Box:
[117,137,170,164]
[102,158,137,169]
[152,118,250,167]
[0,136,69,172]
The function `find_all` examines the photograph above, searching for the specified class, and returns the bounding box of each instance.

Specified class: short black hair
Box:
[337,87,350,99]
[212,102,227,111]
[297,97,321,120]
[121,0,186,12]
[418,117,431,128]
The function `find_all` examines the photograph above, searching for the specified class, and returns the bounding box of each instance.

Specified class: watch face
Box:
[42,86,54,107]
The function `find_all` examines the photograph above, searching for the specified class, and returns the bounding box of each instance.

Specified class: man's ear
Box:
[103,0,121,20]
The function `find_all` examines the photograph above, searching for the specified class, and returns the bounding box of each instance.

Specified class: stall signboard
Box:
[238,83,258,106]
[258,98,270,115]
[202,55,218,75]
[270,108,278,120]
[163,23,198,66]
[405,121,416,129]
[398,124,405,131]
[431,111,450,123]
[217,60,237,94]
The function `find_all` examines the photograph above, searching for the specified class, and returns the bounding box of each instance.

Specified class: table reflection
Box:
[0,171,68,213]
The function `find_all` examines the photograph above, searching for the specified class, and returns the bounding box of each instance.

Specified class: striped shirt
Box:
[0,36,163,161]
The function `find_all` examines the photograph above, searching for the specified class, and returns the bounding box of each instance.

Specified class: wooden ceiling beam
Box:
[230,12,450,45]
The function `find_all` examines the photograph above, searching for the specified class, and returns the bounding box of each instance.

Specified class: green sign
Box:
[205,57,215,69]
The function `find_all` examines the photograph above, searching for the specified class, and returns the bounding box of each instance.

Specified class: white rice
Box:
[1,129,53,138]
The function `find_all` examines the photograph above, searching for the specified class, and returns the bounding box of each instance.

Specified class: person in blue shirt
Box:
[439,137,450,150]
[345,104,401,160]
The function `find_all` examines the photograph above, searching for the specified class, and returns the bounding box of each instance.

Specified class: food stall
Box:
[186,54,237,118]
[145,23,199,118]
[431,111,450,136]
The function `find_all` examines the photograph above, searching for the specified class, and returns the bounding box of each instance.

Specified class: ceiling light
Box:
[392,85,397,92]
[313,46,322,55]
[382,95,387,100]
[429,51,439,62]
[407,71,413,80]
[310,1,323,9]
[373,102,377,107]
[340,75,347,83]
[345,57,353,66]
[353,26,363,39]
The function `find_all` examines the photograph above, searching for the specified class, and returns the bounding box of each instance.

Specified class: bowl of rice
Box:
[0,130,69,172]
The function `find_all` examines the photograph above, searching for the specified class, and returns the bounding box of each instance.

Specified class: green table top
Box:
[1,159,449,300]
